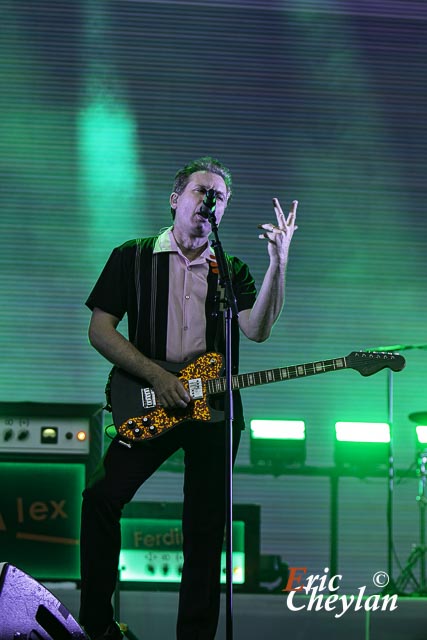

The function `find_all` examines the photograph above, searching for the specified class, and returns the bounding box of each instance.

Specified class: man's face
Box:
[170,171,229,238]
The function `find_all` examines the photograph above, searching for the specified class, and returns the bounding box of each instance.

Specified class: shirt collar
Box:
[153,227,216,263]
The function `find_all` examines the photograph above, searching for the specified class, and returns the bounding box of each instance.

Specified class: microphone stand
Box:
[206,204,239,640]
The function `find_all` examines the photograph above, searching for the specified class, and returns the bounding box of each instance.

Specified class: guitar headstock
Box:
[347,351,406,377]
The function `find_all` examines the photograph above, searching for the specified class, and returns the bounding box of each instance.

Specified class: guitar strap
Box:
[205,256,226,356]
[134,238,142,346]
[133,237,169,360]
[106,237,159,412]
[206,254,240,374]
[133,237,159,351]
[149,250,158,356]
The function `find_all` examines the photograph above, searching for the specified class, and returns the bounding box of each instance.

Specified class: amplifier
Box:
[119,502,260,592]
[0,402,104,581]
[0,402,103,473]
[0,415,90,455]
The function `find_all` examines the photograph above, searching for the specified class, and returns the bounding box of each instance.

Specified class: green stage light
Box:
[250,420,306,468]
[416,426,427,445]
[335,422,390,443]
[334,422,390,472]
[251,420,305,440]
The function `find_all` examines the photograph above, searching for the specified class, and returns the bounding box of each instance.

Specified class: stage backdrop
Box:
[1,0,426,593]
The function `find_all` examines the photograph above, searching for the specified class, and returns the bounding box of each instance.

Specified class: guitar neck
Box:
[206,356,349,395]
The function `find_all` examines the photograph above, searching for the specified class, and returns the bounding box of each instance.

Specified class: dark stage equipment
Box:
[0,563,87,639]
[0,402,103,581]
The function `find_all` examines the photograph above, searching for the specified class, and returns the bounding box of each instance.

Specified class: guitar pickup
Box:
[188,378,203,400]
[141,387,156,409]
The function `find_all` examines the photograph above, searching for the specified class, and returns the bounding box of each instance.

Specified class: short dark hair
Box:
[171,156,233,218]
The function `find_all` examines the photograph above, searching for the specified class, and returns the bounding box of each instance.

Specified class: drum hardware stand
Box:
[364,357,398,594]
[385,368,396,593]
[395,449,427,595]
[369,343,427,595]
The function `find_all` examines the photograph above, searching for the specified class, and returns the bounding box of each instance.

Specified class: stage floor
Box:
[48,586,427,640]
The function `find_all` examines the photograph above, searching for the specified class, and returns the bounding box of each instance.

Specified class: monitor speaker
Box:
[0,562,87,639]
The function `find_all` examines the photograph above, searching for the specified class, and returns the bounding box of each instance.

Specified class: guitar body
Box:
[110,352,225,443]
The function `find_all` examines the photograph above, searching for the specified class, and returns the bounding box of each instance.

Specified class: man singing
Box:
[79,156,298,639]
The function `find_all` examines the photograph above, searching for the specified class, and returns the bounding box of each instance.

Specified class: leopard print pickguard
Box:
[115,352,224,443]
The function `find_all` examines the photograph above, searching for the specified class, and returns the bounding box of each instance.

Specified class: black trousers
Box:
[79,419,241,639]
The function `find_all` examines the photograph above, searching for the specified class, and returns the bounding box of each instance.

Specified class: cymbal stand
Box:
[371,343,427,594]
[384,369,397,593]
[395,450,427,594]
[416,450,427,590]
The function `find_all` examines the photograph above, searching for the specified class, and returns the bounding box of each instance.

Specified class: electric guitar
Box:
[106,351,405,446]
[106,350,405,445]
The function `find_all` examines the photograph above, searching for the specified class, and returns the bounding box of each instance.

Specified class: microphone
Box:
[199,189,217,219]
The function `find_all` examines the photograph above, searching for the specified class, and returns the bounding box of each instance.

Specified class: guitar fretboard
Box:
[206,357,348,395]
